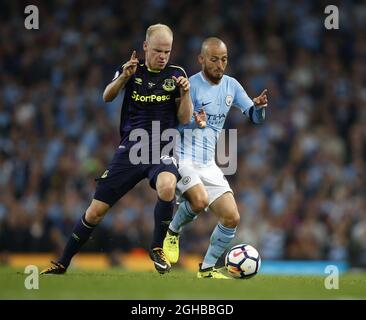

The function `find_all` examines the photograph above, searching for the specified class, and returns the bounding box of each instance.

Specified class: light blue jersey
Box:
[176,71,263,163]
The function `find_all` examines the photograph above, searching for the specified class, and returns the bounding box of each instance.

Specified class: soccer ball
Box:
[225,244,261,279]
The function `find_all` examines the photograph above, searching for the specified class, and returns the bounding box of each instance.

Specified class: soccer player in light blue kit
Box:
[163,37,268,278]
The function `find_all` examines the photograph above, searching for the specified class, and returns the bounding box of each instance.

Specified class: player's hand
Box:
[172,76,190,92]
[194,108,207,128]
[253,89,268,108]
[122,51,139,78]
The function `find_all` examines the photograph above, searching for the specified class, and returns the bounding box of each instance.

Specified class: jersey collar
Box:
[200,71,222,86]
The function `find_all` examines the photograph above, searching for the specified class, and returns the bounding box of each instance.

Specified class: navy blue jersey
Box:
[112,60,187,150]
[94,61,186,206]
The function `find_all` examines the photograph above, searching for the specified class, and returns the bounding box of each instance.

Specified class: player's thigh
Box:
[199,163,232,206]
[94,165,145,207]
[209,192,240,227]
[176,164,202,195]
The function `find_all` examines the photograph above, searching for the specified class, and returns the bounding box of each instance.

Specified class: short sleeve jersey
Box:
[112,60,188,150]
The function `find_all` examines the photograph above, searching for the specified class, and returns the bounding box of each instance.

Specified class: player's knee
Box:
[85,205,108,225]
[185,186,208,213]
[221,212,240,228]
[190,195,209,213]
[156,173,177,201]
[157,182,176,201]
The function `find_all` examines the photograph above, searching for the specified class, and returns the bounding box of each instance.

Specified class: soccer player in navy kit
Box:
[41,24,193,274]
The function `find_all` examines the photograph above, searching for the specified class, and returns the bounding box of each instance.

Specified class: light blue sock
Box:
[201,223,236,269]
[169,201,197,233]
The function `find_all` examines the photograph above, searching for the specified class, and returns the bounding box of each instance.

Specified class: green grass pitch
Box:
[1,266,365,300]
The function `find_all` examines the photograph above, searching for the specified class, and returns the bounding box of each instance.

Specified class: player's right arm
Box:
[103,51,139,102]
[193,109,207,128]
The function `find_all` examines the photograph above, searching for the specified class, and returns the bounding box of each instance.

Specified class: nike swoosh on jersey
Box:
[201,101,212,107]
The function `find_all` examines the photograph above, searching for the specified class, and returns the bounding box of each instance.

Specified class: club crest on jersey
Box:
[162,78,176,92]
[225,95,233,107]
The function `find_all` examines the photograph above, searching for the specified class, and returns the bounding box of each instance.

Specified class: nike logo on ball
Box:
[233,249,247,257]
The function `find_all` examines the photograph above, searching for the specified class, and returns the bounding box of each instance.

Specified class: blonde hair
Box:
[146,24,173,42]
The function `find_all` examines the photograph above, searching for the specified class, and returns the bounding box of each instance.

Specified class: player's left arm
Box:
[233,79,268,124]
[173,75,193,125]
[250,89,268,124]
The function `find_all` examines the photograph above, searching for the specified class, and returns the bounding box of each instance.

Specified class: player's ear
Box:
[143,41,148,52]
[198,54,204,64]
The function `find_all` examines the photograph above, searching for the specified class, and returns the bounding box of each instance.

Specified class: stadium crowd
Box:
[1,0,366,267]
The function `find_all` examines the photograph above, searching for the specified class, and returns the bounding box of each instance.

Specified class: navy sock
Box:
[151,197,174,249]
[58,213,96,268]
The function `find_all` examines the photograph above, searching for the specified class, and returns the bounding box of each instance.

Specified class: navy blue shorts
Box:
[93,147,179,207]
